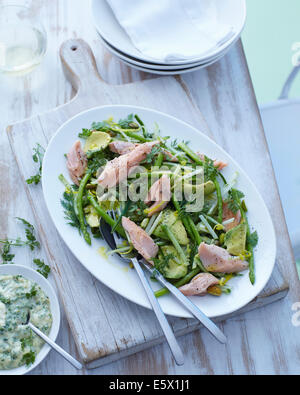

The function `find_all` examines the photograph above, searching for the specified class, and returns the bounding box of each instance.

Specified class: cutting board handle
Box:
[60,39,105,94]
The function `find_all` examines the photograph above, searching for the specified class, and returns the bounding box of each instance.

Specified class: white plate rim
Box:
[116,48,228,75]
[92,0,247,66]
[0,265,61,375]
[99,34,234,70]
[42,105,277,319]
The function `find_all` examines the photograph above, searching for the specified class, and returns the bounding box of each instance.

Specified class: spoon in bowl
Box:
[25,312,83,370]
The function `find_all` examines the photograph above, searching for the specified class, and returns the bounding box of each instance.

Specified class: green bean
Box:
[187,216,202,245]
[178,142,203,165]
[87,193,127,239]
[58,174,73,192]
[76,172,92,245]
[111,128,152,142]
[154,152,164,168]
[134,114,144,126]
[134,114,148,138]
[155,267,201,297]
[213,178,223,224]
[161,225,189,266]
[239,206,255,284]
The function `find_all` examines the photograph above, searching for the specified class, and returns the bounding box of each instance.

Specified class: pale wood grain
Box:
[1,0,299,375]
[7,38,289,369]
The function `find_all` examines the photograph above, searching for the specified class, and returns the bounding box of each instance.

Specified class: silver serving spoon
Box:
[100,215,184,366]
[100,217,226,345]
[25,312,83,370]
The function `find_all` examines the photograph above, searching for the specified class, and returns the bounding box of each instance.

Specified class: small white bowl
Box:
[0,265,60,375]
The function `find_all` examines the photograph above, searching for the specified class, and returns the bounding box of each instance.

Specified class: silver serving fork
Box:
[105,211,184,366]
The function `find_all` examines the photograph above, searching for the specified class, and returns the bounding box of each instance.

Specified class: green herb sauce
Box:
[0,275,52,370]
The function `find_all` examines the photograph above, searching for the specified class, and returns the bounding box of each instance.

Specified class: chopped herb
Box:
[21,335,33,351]
[247,231,258,248]
[170,139,178,149]
[78,128,92,139]
[118,114,135,129]
[0,296,10,304]
[26,144,45,185]
[225,189,245,214]
[26,285,37,299]
[33,258,51,279]
[127,201,148,223]
[153,253,176,276]
[203,156,218,181]
[91,120,111,132]
[22,351,36,366]
[143,145,163,164]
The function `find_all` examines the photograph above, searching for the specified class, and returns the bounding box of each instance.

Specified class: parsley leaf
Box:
[0,218,40,264]
[26,143,45,185]
[247,231,258,248]
[87,150,108,174]
[16,218,40,251]
[22,351,36,366]
[78,128,92,139]
[1,241,15,264]
[33,258,51,279]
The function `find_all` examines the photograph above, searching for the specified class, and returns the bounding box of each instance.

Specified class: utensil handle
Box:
[28,323,83,370]
[148,266,227,344]
[132,259,184,366]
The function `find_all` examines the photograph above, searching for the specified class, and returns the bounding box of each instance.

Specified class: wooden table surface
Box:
[1,0,300,375]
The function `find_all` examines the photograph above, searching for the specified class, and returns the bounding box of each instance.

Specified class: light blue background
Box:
[242,0,300,104]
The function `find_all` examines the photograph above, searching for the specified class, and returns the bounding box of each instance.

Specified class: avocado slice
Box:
[84,131,111,153]
[224,223,247,256]
[153,209,189,245]
[182,180,216,196]
[158,246,188,279]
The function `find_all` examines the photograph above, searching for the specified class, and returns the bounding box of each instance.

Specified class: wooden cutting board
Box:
[7,39,288,369]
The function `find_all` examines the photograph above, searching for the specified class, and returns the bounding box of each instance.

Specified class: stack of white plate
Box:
[92,0,246,75]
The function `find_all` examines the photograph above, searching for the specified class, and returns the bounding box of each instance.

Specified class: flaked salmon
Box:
[122,217,158,263]
[109,141,139,155]
[179,273,219,296]
[197,153,227,170]
[66,140,87,186]
[98,141,159,189]
[145,175,171,216]
[222,202,241,231]
[199,242,248,273]
[110,140,178,163]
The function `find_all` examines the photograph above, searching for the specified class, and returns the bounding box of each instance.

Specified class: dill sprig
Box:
[61,191,81,233]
